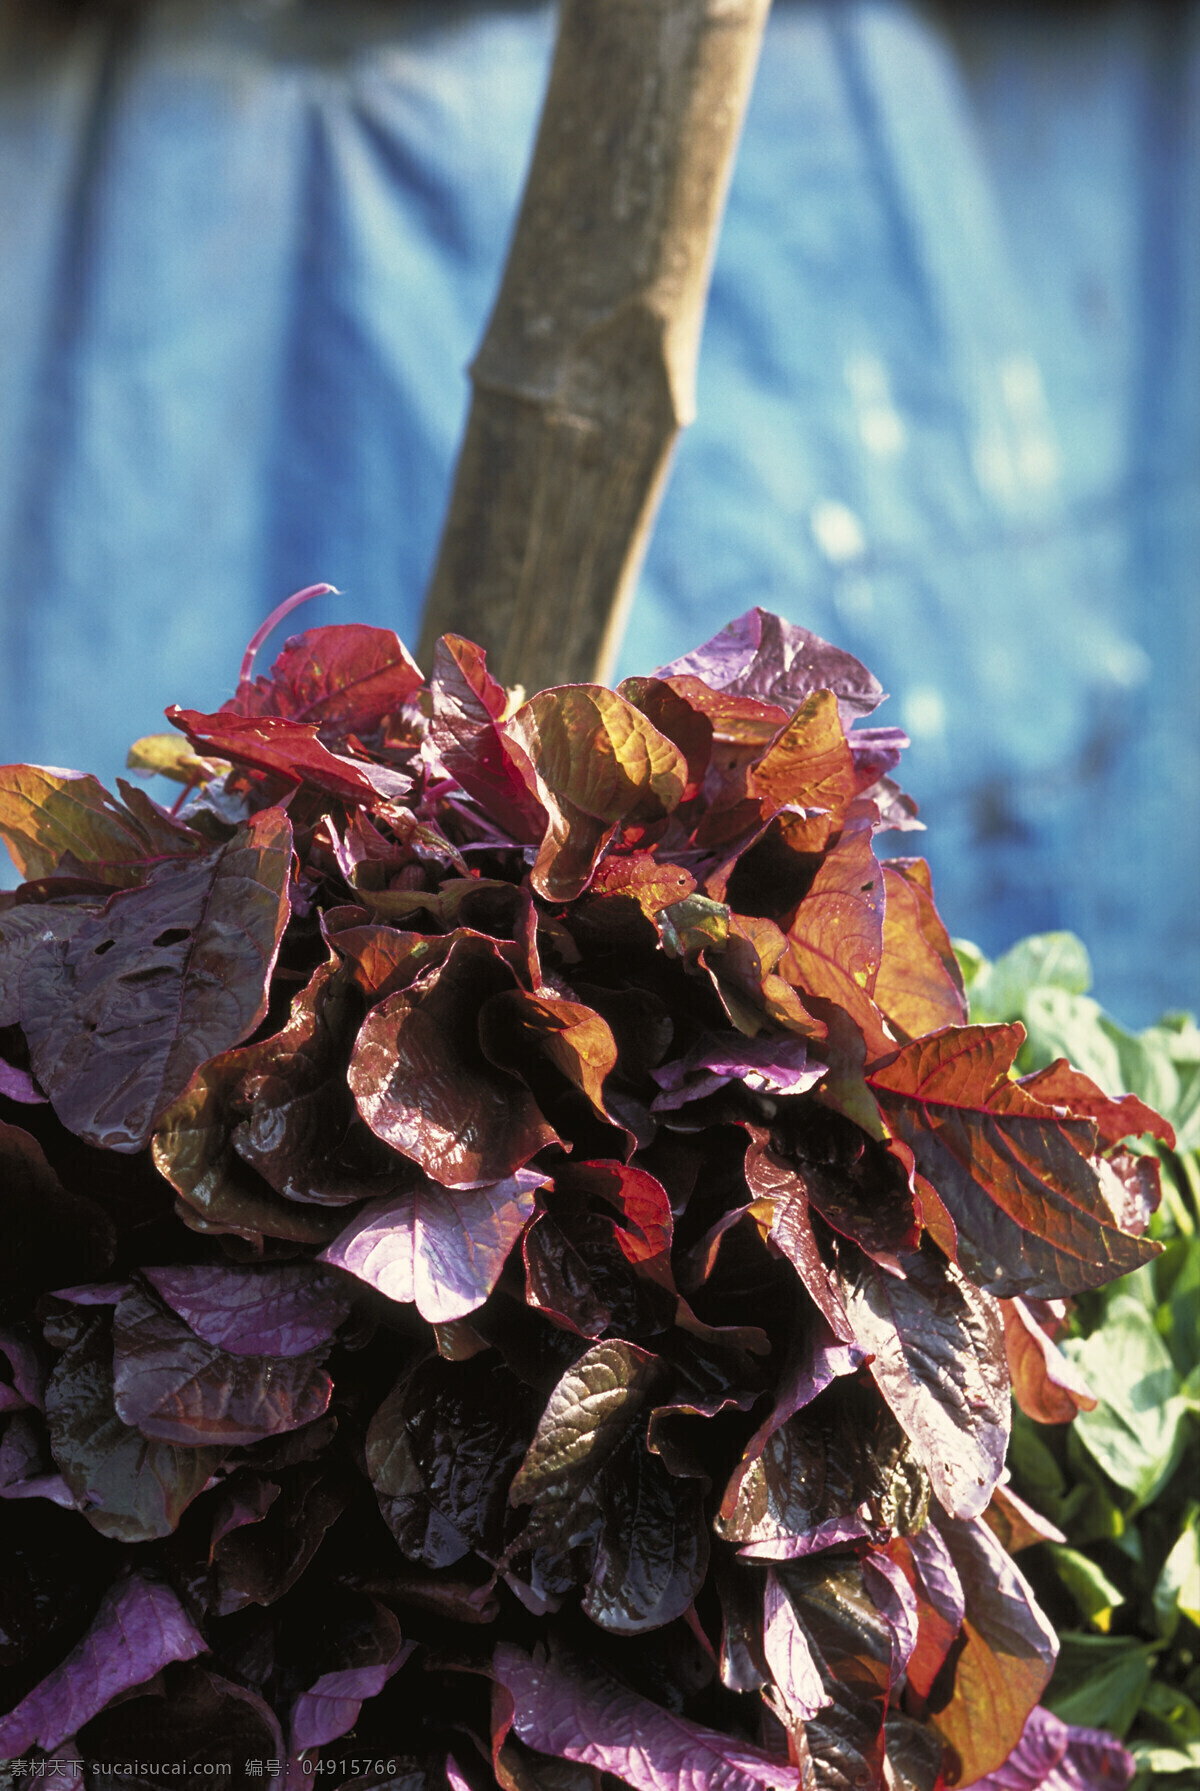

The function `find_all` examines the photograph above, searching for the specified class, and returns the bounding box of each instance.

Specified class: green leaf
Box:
[1154,1506,1200,1640]
[1045,1632,1160,1738]
[969,932,1092,1023]
[1139,1678,1200,1746]
[1046,1543,1125,1631]
[951,938,989,992]
[1129,1738,1200,1777]
[1064,1296,1190,1510]
[1163,1239,1200,1379]
[1021,989,1124,1087]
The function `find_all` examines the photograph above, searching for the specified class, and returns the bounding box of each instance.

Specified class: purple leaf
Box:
[762,1569,830,1721]
[837,1247,1011,1521]
[290,1602,414,1752]
[44,1313,225,1541]
[654,607,884,726]
[49,1281,133,1305]
[20,809,293,1152]
[321,1170,545,1323]
[862,1551,919,1681]
[972,1706,1134,1790]
[650,1032,825,1111]
[0,1574,207,1754]
[494,1642,800,1791]
[0,1056,45,1103]
[142,1262,353,1357]
[112,1285,332,1445]
[0,1325,47,1410]
[0,1410,50,1483]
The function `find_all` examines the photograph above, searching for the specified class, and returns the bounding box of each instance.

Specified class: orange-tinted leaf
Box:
[1018,1058,1175,1151]
[983,1480,1066,1554]
[779,821,892,1058]
[886,1528,964,1705]
[0,766,202,887]
[932,1516,1057,1784]
[705,914,826,1042]
[480,990,619,1123]
[617,678,715,799]
[868,1026,1160,1299]
[1000,1296,1097,1424]
[505,687,687,902]
[587,852,697,920]
[874,862,967,1042]
[751,689,857,853]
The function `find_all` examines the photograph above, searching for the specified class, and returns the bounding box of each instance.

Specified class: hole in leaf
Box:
[153,928,192,948]
[93,939,115,956]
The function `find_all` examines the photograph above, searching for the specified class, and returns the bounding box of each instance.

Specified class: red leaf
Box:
[168,708,411,808]
[429,635,547,844]
[867,1026,1161,1298]
[230,623,423,736]
[1017,1058,1175,1152]
[349,932,560,1188]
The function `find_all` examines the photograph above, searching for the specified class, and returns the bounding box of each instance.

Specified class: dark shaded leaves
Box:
[21,809,293,1152]
[112,1285,332,1445]
[349,933,559,1188]
[0,1575,206,1755]
[44,1317,224,1541]
[836,1247,1010,1521]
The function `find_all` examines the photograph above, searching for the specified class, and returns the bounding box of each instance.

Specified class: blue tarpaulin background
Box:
[1,0,1196,1023]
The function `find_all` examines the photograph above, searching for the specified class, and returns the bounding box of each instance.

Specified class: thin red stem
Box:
[238,583,340,688]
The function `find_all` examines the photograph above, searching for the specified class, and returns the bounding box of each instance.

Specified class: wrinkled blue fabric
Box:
[0,0,1195,1023]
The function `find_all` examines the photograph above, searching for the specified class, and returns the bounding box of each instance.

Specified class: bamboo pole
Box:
[418,0,771,691]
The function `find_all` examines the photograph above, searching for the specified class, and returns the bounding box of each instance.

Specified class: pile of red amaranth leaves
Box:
[0,604,1168,1790]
